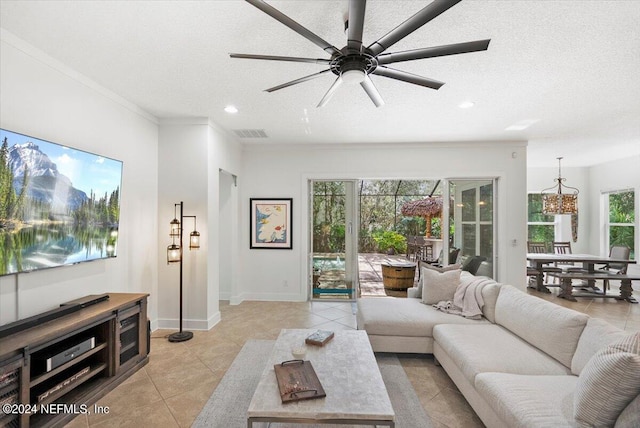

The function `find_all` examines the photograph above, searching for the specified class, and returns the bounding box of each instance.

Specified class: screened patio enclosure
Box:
[311,179,444,300]
[310,178,497,299]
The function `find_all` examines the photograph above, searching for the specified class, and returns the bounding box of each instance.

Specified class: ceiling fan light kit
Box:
[341,69,366,85]
[231,0,490,108]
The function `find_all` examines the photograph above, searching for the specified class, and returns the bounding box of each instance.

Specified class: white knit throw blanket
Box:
[433,276,494,320]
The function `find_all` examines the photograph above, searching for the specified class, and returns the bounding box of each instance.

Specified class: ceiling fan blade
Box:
[376,39,491,65]
[360,75,385,107]
[265,69,332,92]
[368,0,461,56]
[347,0,367,51]
[230,53,331,65]
[246,0,341,56]
[373,66,444,90]
[317,76,343,108]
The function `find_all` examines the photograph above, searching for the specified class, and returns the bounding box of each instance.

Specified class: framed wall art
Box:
[250,198,292,249]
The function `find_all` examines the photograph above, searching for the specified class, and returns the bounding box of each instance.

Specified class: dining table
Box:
[526,253,638,302]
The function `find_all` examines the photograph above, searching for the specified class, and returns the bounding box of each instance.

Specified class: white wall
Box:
[0,31,159,325]
[238,142,528,302]
[157,120,209,330]
[208,123,242,310]
[219,170,234,300]
[156,119,242,330]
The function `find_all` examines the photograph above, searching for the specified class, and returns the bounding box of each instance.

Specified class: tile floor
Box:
[66,286,639,428]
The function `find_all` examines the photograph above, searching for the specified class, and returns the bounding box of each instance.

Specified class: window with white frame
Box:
[527,193,556,249]
[604,190,635,259]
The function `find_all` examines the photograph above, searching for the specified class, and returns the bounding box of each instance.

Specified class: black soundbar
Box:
[0,294,110,339]
[60,293,110,308]
[0,304,81,339]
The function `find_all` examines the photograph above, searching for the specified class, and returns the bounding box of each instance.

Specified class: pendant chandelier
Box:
[541,157,579,215]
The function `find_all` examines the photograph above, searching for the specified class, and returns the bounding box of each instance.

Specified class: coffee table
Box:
[247,329,395,427]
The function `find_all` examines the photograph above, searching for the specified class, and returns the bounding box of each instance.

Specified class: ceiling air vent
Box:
[233,129,268,138]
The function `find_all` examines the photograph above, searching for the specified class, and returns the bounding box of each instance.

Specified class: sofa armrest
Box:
[407,287,421,299]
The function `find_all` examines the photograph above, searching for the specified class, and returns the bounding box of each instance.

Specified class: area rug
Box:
[193,339,432,427]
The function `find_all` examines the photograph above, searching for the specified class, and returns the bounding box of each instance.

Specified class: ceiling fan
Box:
[230,0,490,108]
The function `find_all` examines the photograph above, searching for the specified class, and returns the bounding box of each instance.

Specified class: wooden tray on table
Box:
[274,360,326,403]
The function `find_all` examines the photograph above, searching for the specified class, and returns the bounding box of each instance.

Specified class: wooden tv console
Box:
[0,293,149,428]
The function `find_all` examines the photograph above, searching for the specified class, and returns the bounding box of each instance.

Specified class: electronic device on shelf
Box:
[60,293,110,308]
[33,337,96,372]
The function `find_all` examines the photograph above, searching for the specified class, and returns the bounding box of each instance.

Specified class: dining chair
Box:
[527,241,559,285]
[600,245,631,290]
[553,241,572,255]
[552,241,584,284]
[527,241,547,254]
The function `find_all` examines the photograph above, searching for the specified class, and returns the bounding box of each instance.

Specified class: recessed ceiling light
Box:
[224,105,238,114]
[458,101,475,109]
[505,119,539,131]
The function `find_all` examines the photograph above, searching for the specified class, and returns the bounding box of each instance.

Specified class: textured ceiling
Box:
[1,0,639,167]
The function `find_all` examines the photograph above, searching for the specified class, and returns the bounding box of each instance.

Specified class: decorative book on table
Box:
[305,330,334,346]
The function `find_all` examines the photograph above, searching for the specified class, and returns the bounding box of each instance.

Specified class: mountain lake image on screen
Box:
[0,129,123,276]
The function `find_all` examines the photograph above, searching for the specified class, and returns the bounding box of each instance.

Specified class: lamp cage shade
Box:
[189,230,201,250]
[170,218,180,237]
[167,243,181,263]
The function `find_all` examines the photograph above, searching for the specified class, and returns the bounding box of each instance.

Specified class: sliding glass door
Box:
[310,180,358,300]
[448,179,496,278]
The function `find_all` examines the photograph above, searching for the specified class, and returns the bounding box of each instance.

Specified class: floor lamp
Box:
[167,201,201,343]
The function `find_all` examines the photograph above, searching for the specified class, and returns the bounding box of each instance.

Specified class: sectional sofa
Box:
[356,270,640,427]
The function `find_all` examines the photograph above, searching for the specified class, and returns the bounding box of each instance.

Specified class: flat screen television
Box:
[0,129,123,276]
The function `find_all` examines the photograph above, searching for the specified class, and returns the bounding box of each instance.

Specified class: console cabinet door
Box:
[115,299,148,373]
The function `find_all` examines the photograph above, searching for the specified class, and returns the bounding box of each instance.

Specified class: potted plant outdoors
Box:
[372,230,407,255]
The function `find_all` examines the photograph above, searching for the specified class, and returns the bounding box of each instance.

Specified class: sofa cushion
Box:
[421,267,461,305]
[356,297,484,338]
[574,333,640,427]
[475,373,577,428]
[433,324,571,385]
[615,393,640,428]
[571,317,629,375]
[494,284,588,368]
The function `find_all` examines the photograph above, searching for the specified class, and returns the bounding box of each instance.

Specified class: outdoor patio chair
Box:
[405,235,416,260]
[461,255,487,275]
[416,247,459,279]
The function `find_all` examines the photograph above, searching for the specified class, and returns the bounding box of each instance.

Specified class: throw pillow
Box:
[574,333,640,427]
[415,263,461,297]
[421,267,461,305]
